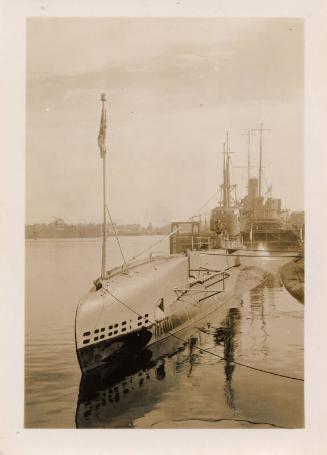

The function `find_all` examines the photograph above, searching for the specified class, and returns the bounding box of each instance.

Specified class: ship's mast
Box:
[98,93,107,279]
[226,131,231,207]
[222,142,227,207]
[241,129,254,184]
[221,131,233,208]
[252,123,271,198]
[258,125,263,198]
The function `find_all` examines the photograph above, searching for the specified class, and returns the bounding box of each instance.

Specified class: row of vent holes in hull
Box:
[82,319,150,345]
[83,314,149,337]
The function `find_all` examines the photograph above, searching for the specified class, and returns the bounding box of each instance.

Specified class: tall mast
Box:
[225,131,231,207]
[247,131,250,182]
[258,125,262,198]
[221,132,231,208]
[98,93,107,279]
[222,142,228,207]
[219,131,237,208]
[252,123,271,198]
[241,130,254,183]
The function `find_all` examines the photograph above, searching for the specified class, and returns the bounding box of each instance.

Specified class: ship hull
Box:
[75,250,241,373]
[241,229,300,250]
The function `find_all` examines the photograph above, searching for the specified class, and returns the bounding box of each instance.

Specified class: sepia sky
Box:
[26,17,304,226]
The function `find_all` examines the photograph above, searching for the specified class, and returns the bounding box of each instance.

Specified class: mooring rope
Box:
[188,189,220,220]
[97,198,303,381]
[125,229,179,264]
[102,287,304,383]
[116,189,220,266]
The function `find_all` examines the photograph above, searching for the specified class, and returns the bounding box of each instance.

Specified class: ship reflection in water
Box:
[213,307,241,411]
[76,272,303,429]
[25,238,303,429]
[76,317,242,429]
[76,293,245,428]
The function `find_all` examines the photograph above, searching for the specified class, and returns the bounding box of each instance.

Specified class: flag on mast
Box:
[98,93,107,158]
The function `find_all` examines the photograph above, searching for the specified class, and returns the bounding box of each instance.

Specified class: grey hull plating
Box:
[75,250,241,373]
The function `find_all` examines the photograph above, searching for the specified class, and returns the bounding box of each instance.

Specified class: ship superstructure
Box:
[169,133,242,254]
[239,124,302,249]
[209,133,241,248]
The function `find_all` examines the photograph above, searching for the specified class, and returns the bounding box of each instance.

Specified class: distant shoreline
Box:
[25,233,166,239]
[25,220,171,239]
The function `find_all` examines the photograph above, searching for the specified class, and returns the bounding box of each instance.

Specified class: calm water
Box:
[25,237,304,428]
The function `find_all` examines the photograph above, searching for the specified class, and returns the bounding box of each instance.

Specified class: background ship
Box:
[170,126,304,253]
[239,176,303,249]
[192,126,304,251]
[238,125,304,249]
[170,132,242,254]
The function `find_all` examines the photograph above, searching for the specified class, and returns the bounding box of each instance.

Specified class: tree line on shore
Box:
[25,219,171,239]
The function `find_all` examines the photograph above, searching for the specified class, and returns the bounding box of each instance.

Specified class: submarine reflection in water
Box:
[210,307,241,411]
[76,346,181,428]
[75,307,242,429]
